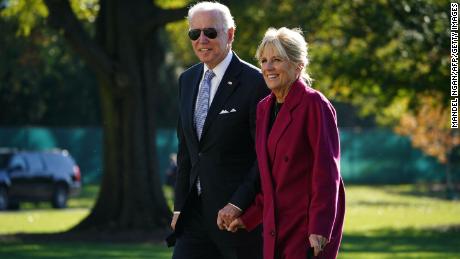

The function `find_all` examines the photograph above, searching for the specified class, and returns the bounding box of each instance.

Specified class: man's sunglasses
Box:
[188,28,218,41]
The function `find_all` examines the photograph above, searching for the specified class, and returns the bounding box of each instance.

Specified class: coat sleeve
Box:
[228,75,269,211]
[306,93,341,241]
[173,74,191,212]
[240,191,264,231]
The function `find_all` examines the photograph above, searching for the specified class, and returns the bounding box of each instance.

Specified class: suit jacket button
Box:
[198,152,202,157]
[270,230,275,236]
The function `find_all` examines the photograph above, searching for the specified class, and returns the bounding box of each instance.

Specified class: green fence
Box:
[0,127,455,184]
[0,127,177,184]
[340,128,452,183]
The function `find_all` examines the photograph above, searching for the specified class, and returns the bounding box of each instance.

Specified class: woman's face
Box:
[259,46,298,91]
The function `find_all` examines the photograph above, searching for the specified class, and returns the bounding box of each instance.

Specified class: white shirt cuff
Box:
[228,203,242,212]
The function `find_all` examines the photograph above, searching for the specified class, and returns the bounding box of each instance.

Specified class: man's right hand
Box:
[171,213,180,230]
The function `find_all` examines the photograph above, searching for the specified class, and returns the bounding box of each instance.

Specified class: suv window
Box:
[43,153,74,172]
[24,153,44,171]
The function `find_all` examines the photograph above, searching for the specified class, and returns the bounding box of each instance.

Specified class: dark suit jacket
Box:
[173,52,268,246]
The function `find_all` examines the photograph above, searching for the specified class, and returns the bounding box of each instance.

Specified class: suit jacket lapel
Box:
[201,54,241,140]
[267,79,304,161]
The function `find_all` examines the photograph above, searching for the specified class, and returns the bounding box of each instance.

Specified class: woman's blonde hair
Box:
[256,27,313,85]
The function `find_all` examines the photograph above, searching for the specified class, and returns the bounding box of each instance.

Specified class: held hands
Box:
[309,234,329,256]
[227,217,246,232]
[217,203,242,230]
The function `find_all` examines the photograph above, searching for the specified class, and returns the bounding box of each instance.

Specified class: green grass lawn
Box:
[0,241,172,259]
[340,185,460,258]
[0,184,459,258]
[0,185,97,234]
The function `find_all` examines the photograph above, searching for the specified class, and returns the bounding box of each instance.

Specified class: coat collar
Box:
[265,78,306,161]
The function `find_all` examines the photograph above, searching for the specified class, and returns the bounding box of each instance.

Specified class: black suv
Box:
[0,149,81,210]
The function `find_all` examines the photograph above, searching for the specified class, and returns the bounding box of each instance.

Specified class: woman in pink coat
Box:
[228,27,345,259]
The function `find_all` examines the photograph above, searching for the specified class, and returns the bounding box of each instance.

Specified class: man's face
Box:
[189,10,234,69]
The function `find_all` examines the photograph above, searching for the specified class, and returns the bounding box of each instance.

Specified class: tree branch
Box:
[43,0,113,76]
[156,6,189,25]
[141,6,189,34]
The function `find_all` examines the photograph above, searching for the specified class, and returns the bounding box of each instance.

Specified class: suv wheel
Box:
[51,184,68,209]
[0,186,7,211]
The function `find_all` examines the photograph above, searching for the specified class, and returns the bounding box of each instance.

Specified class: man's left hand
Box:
[217,203,242,230]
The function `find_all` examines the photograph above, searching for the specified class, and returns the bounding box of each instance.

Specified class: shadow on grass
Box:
[348,201,414,207]
[341,225,460,254]
[385,183,460,201]
[1,226,459,258]
[0,230,173,259]
[0,240,172,259]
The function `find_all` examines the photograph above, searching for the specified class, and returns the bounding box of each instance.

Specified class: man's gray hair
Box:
[187,2,236,30]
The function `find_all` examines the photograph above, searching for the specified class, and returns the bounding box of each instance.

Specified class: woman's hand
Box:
[309,234,328,256]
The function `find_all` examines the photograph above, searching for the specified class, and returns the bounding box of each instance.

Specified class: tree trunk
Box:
[43,0,188,231]
[71,0,175,231]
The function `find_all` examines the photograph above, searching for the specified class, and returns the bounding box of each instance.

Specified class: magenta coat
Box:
[240,79,345,259]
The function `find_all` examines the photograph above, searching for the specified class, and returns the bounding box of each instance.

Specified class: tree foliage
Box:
[396,92,460,196]
[0,16,100,126]
[166,0,453,171]
[396,93,460,165]
[3,0,190,231]
[167,0,449,121]
[1,0,187,127]
[6,0,448,128]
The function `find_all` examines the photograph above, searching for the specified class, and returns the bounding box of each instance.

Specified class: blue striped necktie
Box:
[194,69,215,195]
[194,69,215,140]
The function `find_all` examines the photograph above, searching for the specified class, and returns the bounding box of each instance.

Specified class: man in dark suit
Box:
[169,2,268,259]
